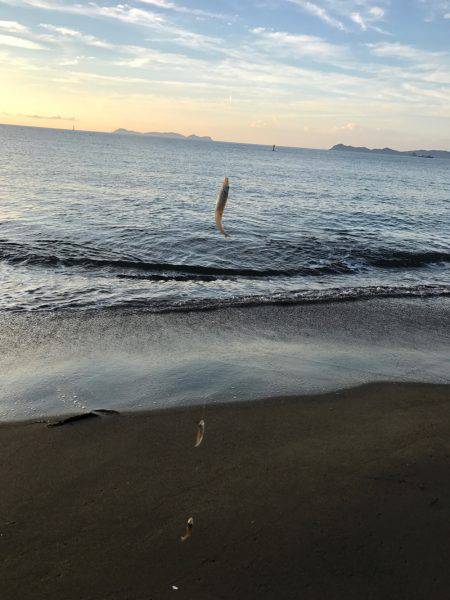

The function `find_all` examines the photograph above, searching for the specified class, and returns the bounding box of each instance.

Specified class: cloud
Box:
[138,0,178,7]
[417,0,450,22]
[0,33,45,49]
[0,20,29,33]
[4,0,166,27]
[1,0,222,50]
[349,4,388,32]
[332,122,358,131]
[249,115,279,129]
[63,71,151,84]
[0,17,114,52]
[367,42,445,63]
[287,0,346,30]
[369,6,385,19]
[116,44,208,69]
[3,111,76,120]
[350,12,367,30]
[39,23,113,48]
[250,119,269,128]
[20,113,76,120]
[250,27,347,61]
[138,0,229,20]
[286,1,391,34]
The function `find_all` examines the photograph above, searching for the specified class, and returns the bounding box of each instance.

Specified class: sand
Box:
[1,381,449,599]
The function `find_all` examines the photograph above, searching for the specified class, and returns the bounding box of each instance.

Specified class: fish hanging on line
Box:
[195,419,205,448]
[215,176,230,238]
[181,517,194,542]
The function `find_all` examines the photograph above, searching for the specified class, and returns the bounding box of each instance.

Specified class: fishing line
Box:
[225,90,233,178]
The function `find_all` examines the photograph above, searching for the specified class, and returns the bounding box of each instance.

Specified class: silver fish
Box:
[194,419,205,448]
[215,176,230,237]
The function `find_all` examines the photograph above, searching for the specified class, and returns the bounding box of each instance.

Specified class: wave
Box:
[7,284,444,314]
[368,249,450,268]
[110,284,450,313]
[0,239,449,281]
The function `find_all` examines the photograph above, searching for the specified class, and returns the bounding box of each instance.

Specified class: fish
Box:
[215,176,230,237]
[195,419,205,448]
[181,517,194,542]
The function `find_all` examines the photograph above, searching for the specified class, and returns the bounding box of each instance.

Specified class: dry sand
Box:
[1,381,449,599]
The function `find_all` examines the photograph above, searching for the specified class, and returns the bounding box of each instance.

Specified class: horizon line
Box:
[1,122,449,154]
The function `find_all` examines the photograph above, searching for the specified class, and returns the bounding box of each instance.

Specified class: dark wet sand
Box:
[1,382,450,600]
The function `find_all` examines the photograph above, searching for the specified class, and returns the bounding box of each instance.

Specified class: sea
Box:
[1,124,449,313]
[1,124,449,420]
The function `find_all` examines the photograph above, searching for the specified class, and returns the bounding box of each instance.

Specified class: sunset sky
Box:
[0,0,449,148]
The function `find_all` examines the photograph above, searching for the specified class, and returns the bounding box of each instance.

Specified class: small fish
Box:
[195,419,205,448]
[181,517,194,542]
[215,176,230,237]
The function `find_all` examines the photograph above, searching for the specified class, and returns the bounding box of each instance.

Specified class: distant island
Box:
[330,144,450,160]
[113,128,213,141]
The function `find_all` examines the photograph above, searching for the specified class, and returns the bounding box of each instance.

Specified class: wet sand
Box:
[1,381,449,599]
[1,297,449,421]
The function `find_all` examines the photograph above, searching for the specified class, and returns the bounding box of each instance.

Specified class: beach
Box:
[1,380,450,600]
[1,298,450,599]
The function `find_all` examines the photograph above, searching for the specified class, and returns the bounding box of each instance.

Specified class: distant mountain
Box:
[113,128,141,135]
[330,143,450,159]
[112,128,213,141]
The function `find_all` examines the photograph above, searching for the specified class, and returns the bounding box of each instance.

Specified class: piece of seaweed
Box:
[47,412,99,427]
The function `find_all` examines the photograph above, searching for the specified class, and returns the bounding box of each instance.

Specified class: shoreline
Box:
[1,378,448,426]
[2,381,449,599]
[1,297,449,421]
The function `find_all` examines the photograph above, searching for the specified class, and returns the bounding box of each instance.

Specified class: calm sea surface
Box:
[1,124,449,312]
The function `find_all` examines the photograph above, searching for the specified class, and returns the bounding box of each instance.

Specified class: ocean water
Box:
[0,124,449,313]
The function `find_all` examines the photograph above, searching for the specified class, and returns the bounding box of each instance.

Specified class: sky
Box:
[0,0,449,148]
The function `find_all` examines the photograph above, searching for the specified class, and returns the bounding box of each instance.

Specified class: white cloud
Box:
[0,33,45,49]
[332,121,358,131]
[138,0,177,7]
[250,27,347,61]
[68,71,151,84]
[349,3,388,32]
[2,0,224,52]
[369,6,385,19]
[138,0,229,20]
[286,1,391,34]
[18,112,76,120]
[116,45,207,70]
[0,20,29,33]
[367,42,445,63]
[287,0,346,30]
[3,0,166,27]
[39,23,113,48]
[350,12,367,30]
[417,0,450,22]
[250,119,270,128]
